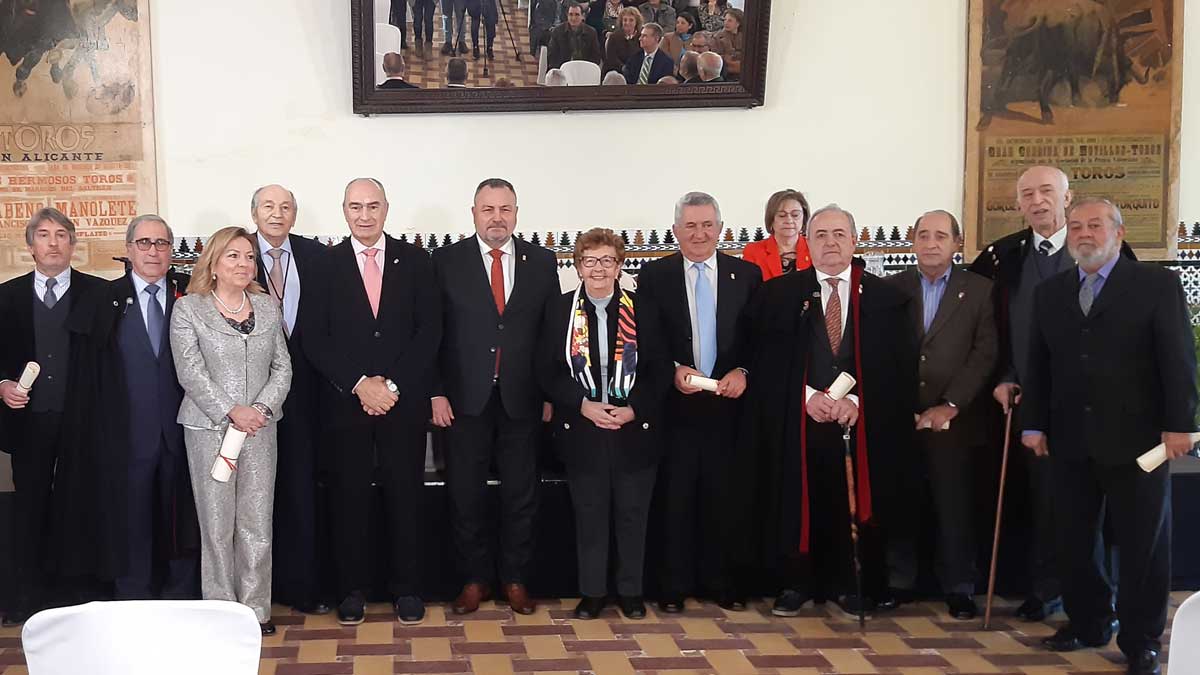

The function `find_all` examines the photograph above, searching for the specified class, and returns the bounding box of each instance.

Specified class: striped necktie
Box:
[638,53,653,84]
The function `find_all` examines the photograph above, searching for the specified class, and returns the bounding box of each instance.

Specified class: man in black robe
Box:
[741,204,918,618]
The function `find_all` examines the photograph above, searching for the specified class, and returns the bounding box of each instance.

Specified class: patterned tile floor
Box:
[1,592,1188,673]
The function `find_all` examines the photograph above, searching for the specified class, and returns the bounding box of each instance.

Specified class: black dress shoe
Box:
[1041,621,1116,651]
[440,42,453,55]
[486,47,495,59]
[772,589,810,617]
[574,596,606,620]
[457,41,469,54]
[1016,595,1063,621]
[619,596,646,619]
[875,587,915,611]
[260,621,276,636]
[658,595,684,614]
[716,591,746,611]
[337,592,366,626]
[394,596,425,625]
[472,46,480,59]
[1126,648,1161,675]
[835,594,875,620]
[946,594,978,620]
[293,600,332,615]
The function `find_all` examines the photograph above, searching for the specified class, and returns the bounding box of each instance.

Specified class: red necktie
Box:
[824,277,842,353]
[489,249,505,377]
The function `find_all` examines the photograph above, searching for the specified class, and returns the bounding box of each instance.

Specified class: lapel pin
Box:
[802,300,811,312]
[812,291,821,298]
[393,258,399,264]
[958,291,965,299]
[730,273,735,280]
[522,254,527,262]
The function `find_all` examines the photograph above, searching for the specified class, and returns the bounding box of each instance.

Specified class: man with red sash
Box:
[741,204,918,617]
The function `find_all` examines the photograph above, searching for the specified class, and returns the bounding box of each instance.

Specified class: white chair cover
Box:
[374,0,391,23]
[537,45,549,85]
[1169,591,1200,672]
[560,60,602,86]
[375,51,388,86]
[375,22,403,54]
[22,600,261,675]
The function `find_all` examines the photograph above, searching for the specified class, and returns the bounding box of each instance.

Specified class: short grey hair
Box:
[674,191,722,225]
[250,184,297,212]
[679,51,700,79]
[808,203,857,233]
[125,214,175,244]
[1066,197,1124,228]
[914,209,961,240]
[25,207,77,246]
[698,51,723,79]
[344,177,388,203]
[642,22,664,40]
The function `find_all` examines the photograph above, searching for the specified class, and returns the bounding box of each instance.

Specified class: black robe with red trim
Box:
[735,259,920,575]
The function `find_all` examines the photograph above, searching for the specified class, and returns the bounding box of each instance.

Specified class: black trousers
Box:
[888,432,977,595]
[564,429,656,598]
[272,400,322,605]
[467,0,497,48]
[114,435,198,600]
[445,387,540,586]
[326,409,427,598]
[1022,434,1062,602]
[411,0,437,42]
[659,400,740,597]
[1053,456,1170,657]
[389,0,408,44]
[10,412,63,611]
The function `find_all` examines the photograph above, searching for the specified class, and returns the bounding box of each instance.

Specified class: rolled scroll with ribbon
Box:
[15,361,40,394]
[825,372,857,401]
[1136,432,1200,472]
[685,374,719,392]
[210,427,248,482]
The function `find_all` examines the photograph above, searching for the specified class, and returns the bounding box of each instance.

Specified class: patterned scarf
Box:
[566,285,638,400]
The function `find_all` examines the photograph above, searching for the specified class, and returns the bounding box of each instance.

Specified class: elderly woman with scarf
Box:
[538,228,669,621]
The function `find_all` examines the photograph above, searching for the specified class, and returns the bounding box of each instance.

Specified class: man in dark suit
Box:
[301,178,441,626]
[378,52,419,89]
[547,2,602,69]
[1021,198,1196,675]
[250,184,329,615]
[635,191,760,613]
[623,22,674,84]
[0,208,105,625]
[430,178,559,616]
[969,165,1135,621]
[884,210,997,619]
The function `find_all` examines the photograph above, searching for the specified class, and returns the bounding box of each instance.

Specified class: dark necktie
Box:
[1038,240,1053,256]
[43,277,58,309]
[824,277,842,353]
[145,283,164,356]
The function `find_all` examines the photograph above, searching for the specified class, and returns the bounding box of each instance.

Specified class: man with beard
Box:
[743,204,918,618]
[1021,198,1196,675]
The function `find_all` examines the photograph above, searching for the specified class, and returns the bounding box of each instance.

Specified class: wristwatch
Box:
[944,400,958,409]
[385,379,399,394]
[251,402,274,419]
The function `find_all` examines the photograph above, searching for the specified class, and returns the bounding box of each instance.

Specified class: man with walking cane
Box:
[741,204,919,619]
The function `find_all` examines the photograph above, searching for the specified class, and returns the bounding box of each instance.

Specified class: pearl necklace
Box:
[211,289,248,315]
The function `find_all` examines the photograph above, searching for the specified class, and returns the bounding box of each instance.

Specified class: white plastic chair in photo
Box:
[375,22,402,54]
[22,600,261,675]
[373,0,391,23]
[560,60,601,86]
[1169,591,1200,672]
[375,51,388,86]
[537,45,549,85]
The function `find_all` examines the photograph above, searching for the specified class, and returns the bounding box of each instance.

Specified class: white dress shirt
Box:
[33,267,71,305]
[1031,226,1067,255]
[130,271,165,335]
[807,265,858,406]
[681,251,718,369]
[351,234,387,278]
[257,233,301,334]
[478,235,515,303]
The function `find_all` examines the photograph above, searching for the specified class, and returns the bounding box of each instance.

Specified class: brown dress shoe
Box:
[504,583,537,615]
[452,583,491,615]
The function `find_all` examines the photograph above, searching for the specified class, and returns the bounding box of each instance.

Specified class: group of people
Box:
[1,168,1193,675]
[385,0,500,60]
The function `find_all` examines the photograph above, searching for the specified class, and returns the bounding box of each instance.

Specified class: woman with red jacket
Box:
[741,189,813,281]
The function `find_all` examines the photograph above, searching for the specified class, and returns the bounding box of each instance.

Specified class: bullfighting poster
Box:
[0,0,156,280]
[965,0,1182,260]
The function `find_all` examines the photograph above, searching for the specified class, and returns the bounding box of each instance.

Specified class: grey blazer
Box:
[170,292,293,431]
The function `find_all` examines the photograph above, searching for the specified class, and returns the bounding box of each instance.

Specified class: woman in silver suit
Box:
[170,226,292,635]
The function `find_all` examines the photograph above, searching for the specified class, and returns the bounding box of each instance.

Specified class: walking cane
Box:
[843,423,865,630]
[983,387,1017,629]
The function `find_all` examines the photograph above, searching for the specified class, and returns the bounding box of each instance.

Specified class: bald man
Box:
[969,166,1134,622]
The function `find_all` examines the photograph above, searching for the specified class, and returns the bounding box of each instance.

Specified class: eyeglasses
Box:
[133,238,171,251]
[580,255,619,269]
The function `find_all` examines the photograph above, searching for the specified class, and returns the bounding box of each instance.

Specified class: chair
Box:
[560,60,602,86]
[537,45,549,85]
[374,22,402,54]
[1169,591,1200,672]
[375,51,388,86]
[22,600,261,675]
[373,0,391,24]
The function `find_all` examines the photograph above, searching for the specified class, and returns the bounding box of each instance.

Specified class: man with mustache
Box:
[1020,198,1196,675]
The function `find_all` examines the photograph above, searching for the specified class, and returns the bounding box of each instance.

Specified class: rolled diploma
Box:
[210,427,248,482]
[15,361,40,393]
[686,374,719,392]
[1137,432,1200,472]
[825,372,857,401]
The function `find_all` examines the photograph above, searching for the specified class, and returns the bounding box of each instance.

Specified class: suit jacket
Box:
[432,235,559,419]
[741,237,813,281]
[0,268,105,452]
[886,266,998,444]
[379,78,419,89]
[623,48,674,84]
[170,293,292,431]
[546,22,603,69]
[300,235,441,426]
[634,251,760,420]
[538,287,671,471]
[1022,256,1198,465]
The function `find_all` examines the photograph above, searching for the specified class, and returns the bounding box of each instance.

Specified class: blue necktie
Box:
[145,283,164,356]
[693,262,716,376]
